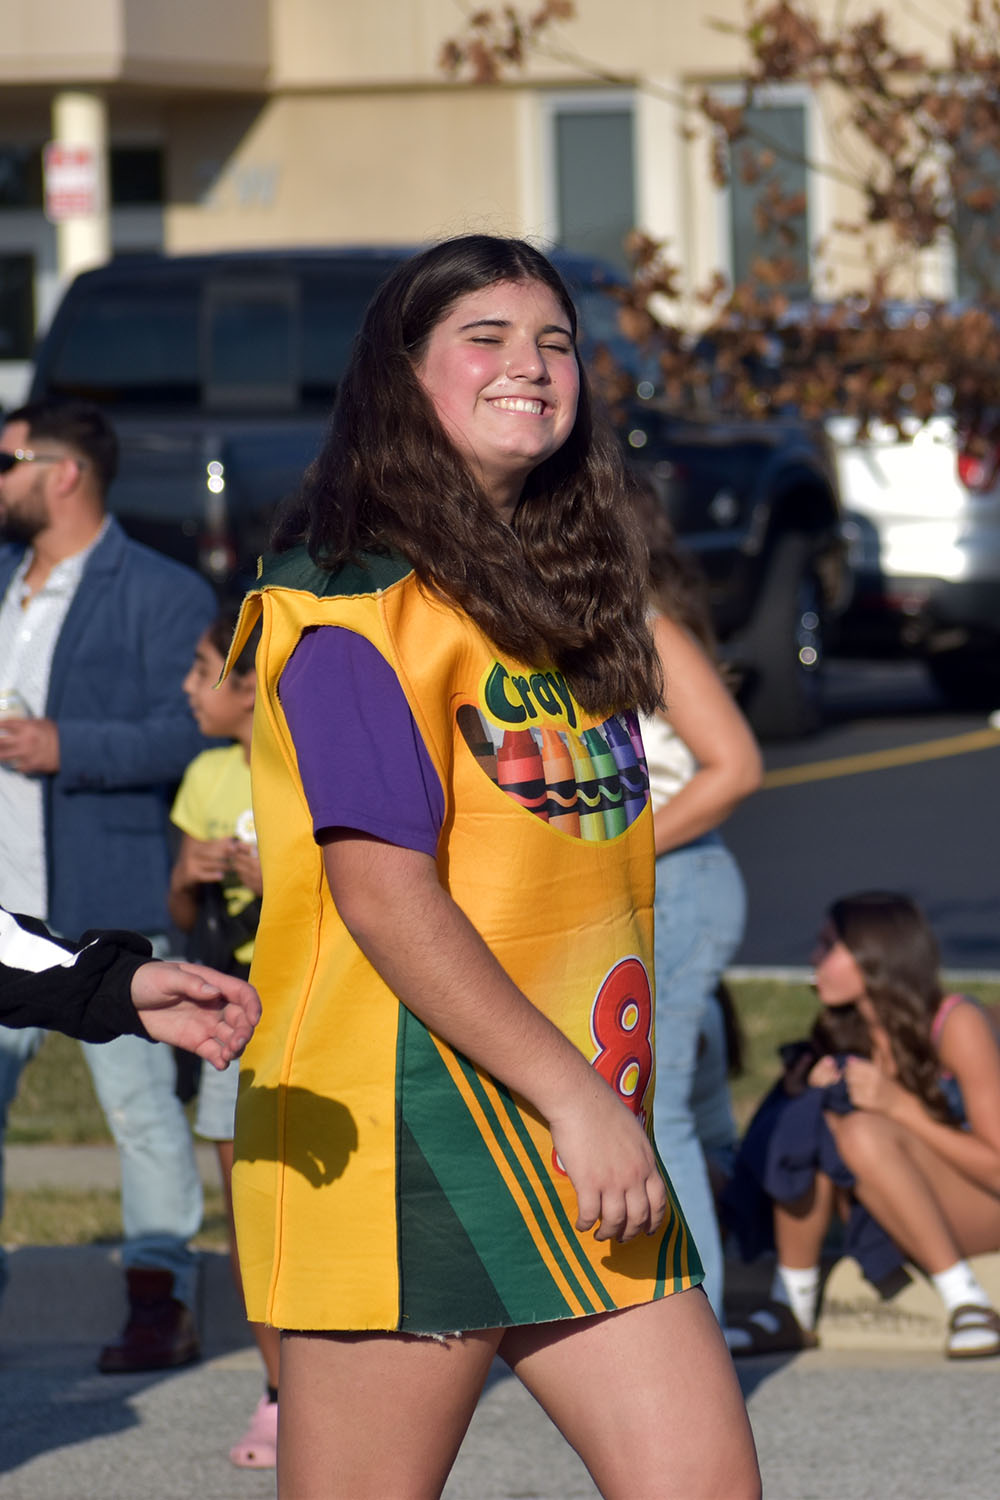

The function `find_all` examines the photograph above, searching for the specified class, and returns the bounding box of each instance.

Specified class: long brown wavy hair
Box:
[828,890,952,1123]
[271,235,661,716]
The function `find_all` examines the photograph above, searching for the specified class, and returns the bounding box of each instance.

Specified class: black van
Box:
[28,247,846,737]
[28,247,635,582]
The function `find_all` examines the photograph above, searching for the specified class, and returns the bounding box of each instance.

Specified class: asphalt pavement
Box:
[4,657,1000,1496]
[2,1142,1000,1499]
[726,658,1000,971]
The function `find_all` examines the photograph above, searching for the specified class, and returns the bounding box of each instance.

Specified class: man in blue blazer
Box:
[0,397,217,1371]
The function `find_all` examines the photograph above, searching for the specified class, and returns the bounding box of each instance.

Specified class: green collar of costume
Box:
[255,544,413,599]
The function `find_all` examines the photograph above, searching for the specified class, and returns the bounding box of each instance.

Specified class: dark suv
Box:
[28,247,846,737]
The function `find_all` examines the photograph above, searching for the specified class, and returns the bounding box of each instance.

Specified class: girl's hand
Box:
[843,1056,905,1116]
[808,1055,841,1089]
[547,1079,667,1243]
[174,836,231,887]
[228,840,263,895]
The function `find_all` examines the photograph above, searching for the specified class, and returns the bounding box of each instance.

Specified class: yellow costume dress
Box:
[228,546,702,1333]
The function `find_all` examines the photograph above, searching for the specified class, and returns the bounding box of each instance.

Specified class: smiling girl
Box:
[225,235,760,1499]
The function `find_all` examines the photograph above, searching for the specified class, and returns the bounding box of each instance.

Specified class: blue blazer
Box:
[0,519,216,937]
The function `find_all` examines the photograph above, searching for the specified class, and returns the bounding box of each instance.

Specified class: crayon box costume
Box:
[228,548,702,1334]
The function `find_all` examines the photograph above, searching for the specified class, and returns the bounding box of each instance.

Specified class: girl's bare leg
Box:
[278,1327,502,1500]
[773,1170,836,1270]
[216,1140,281,1386]
[828,1110,1000,1272]
[500,1290,761,1500]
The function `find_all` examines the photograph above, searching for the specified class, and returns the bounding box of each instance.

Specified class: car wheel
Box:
[927,651,1000,711]
[737,532,825,740]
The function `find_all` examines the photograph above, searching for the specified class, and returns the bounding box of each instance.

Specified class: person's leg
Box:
[278,1327,502,1500]
[215,1138,282,1389]
[83,1031,203,1371]
[652,838,746,1322]
[83,1033,204,1298]
[500,1290,760,1500]
[0,1025,43,1302]
[830,1109,1000,1355]
[827,1110,984,1273]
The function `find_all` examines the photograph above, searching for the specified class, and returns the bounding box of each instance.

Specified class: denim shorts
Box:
[194,1057,239,1141]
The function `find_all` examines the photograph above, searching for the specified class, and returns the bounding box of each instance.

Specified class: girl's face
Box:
[415,277,580,522]
[183,633,252,738]
[810,921,867,1009]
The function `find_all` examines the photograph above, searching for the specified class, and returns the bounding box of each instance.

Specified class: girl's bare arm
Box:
[321,830,667,1243]
[648,614,762,857]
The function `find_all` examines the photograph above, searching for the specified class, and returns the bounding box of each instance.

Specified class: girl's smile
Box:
[415,278,580,521]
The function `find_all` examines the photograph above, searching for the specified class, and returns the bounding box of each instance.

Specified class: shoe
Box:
[945,1303,1000,1360]
[229,1394,278,1468]
[725,1301,819,1357]
[97,1268,201,1374]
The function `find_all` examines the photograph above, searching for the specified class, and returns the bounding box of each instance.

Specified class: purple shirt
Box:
[279,626,444,856]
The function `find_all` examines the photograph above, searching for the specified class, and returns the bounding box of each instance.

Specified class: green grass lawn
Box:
[4,976,999,1249]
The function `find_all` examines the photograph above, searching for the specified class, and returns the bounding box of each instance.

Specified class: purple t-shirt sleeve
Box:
[279,626,445,857]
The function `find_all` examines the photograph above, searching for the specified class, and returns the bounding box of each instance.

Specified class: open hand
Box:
[129,961,261,1068]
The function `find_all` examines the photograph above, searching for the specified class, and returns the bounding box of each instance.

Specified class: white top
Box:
[636,707,696,815]
[0,520,109,917]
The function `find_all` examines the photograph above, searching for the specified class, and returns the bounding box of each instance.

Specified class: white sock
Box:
[931,1260,991,1314]
[771,1263,820,1331]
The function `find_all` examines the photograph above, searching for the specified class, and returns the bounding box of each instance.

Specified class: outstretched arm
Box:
[322,832,666,1243]
[0,908,260,1059]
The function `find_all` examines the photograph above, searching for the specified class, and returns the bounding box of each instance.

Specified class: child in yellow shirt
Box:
[169,607,278,1469]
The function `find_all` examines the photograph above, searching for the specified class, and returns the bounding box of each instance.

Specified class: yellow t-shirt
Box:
[170,743,257,966]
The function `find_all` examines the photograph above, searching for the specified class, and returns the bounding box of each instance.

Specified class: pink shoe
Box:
[229,1394,278,1469]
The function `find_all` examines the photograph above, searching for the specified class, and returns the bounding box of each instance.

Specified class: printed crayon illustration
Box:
[457,702,649,842]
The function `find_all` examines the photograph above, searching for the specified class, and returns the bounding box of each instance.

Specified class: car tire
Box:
[736,532,826,740]
[927,651,1000,711]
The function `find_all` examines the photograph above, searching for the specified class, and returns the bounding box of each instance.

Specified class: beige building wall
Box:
[0,0,985,402]
[165,90,532,251]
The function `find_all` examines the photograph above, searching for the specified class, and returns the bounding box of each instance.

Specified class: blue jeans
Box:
[651,831,746,1322]
[0,1022,203,1312]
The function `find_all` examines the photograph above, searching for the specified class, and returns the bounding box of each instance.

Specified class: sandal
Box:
[229,1394,278,1468]
[945,1303,1000,1361]
[725,1301,819,1357]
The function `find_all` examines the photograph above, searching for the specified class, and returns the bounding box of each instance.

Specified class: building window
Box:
[952,140,1000,299]
[729,102,810,298]
[552,101,635,271]
[0,255,36,360]
[110,147,165,207]
[0,147,43,210]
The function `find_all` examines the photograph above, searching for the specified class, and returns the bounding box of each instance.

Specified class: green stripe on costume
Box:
[455,1056,616,1314]
[398,1013,577,1325]
[398,1121,512,1332]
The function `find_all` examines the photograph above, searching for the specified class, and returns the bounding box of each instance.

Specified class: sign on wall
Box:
[43,143,102,221]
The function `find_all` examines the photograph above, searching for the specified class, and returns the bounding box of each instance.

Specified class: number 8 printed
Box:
[590,956,654,1127]
[552,956,654,1175]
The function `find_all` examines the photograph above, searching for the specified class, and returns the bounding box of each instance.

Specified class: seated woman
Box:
[726,890,1000,1360]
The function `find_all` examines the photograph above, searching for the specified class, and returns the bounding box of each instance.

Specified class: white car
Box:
[829,412,1000,706]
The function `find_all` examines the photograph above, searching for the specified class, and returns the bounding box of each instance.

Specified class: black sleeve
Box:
[0,909,154,1044]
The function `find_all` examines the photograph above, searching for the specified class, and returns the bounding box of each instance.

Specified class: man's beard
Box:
[0,502,46,546]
